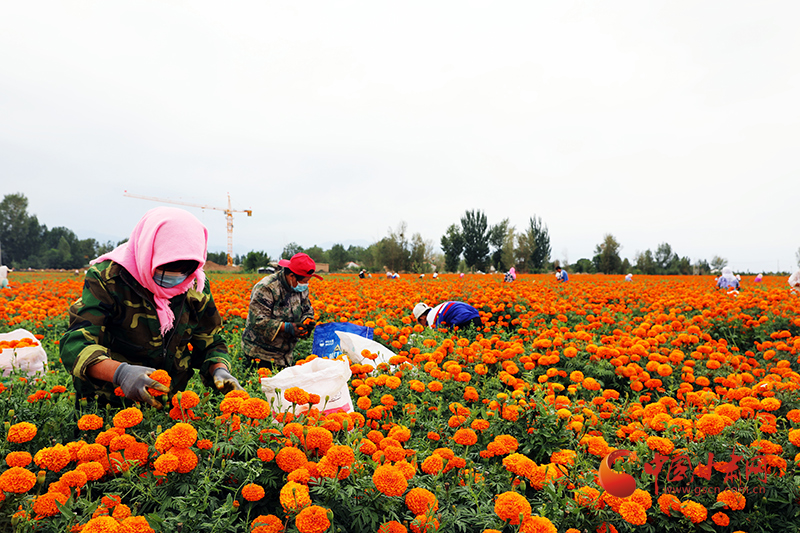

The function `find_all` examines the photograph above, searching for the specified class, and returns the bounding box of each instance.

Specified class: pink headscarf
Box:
[91,207,208,336]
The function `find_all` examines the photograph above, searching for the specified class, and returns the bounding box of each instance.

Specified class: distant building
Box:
[345,262,360,270]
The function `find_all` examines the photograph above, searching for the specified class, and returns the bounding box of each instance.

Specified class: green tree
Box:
[304,245,327,264]
[593,234,623,274]
[206,251,228,265]
[635,250,656,274]
[710,255,727,273]
[440,224,464,273]
[0,193,44,266]
[654,242,677,274]
[527,216,551,272]
[409,233,433,273]
[327,244,348,271]
[488,219,510,272]
[460,210,489,271]
[242,251,272,272]
[572,258,595,273]
[282,242,304,260]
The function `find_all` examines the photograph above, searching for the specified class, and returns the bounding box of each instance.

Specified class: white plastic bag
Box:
[261,356,353,415]
[0,329,48,377]
[335,331,396,368]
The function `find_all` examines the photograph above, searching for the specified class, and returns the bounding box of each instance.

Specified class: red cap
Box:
[278,253,322,279]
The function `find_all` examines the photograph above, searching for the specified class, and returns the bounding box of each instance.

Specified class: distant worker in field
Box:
[0,264,8,289]
[60,207,243,409]
[242,253,319,370]
[504,267,516,283]
[555,266,569,282]
[788,269,800,292]
[413,301,482,330]
[754,273,763,283]
[358,269,367,279]
[716,266,740,290]
[625,273,633,282]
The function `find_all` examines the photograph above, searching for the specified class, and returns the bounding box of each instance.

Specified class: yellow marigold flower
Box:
[372,464,407,497]
[519,515,557,533]
[494,491,531,525]
[78,414,104,431]
[242,483,265,502]
[113,407,143,429]
[7,422,37,443]
[295,505,330,533]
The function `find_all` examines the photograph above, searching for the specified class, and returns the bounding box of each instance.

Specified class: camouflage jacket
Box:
[60,260,231,405]
[241,270,314,367]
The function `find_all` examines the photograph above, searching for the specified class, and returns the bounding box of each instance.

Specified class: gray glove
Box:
[212,367,244,393]
[112,363,168,407]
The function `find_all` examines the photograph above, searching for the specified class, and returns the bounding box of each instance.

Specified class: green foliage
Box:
[593,233,623,274]
[460,210,489,272]
[241,251,272,272]
[440,224,464,273]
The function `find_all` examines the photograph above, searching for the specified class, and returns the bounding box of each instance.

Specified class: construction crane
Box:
[123,191,253,266]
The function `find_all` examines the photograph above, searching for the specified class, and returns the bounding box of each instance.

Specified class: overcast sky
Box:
[2,1,798,273]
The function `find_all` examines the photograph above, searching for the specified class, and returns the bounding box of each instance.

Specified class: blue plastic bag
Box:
[312,322,374,359]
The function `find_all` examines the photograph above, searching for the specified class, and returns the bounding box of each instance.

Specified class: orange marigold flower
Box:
[172,390,200,409]
[712,512,729,526]
[787,409,800,424]
[119,515,155,533]
[378,521,408,533]
[113,407,144,429]
[657,494,681,515]
[372,464,408,497]
[295,505,331,533]
[326,445,355,468]
[421,454,444,475]
[197,439,213,450]
[680,500,707,523]
[696,413,725,436]
[257,448,276,462]
[6,451,33,468]
[78,414,104,431]
[241,398,271,420]
[306,427,334,452]
[645,436,674,455]
[77,443,107,462]
[405,487,438,515]
[251,514,284,533]
[574,486,602,509]
[112,504,132,520]
[168,448,198,473]
[242,483,266,502]
[410,514,439,533]
[7,421,37,443]
[168,423,198,448]
[494,491,531,525]
[147,369,171,396]
[76,461,105,481]
[154,454,180,473]
[618,500,647,525]
[716,490,746,510]
[453,428,477,446]
[33,491,69,517]
[519,515,557,533]
[427,381,443,392]
[60,469,88,488]
[82,515,120,533]
[285,387,311,405]
[280,481,311,512]
[276,447,308,473]
[34,444,71,472]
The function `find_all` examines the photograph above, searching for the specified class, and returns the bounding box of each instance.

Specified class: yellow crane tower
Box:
[123,191,253,266]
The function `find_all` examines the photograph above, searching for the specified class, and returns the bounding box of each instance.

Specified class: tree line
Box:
[0,193,750,275]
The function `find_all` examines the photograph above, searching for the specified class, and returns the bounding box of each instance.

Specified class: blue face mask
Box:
[293,283,309,293]
[153,270,189,288]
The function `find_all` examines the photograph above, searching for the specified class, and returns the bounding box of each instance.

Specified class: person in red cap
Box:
[241,252,321,369]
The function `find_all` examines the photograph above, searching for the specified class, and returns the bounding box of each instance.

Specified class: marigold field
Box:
[1,271,800,533]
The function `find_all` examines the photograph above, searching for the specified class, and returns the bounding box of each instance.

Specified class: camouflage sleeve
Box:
[245,281,283,342]
[59,265,114,383]
[189,280,231,378]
